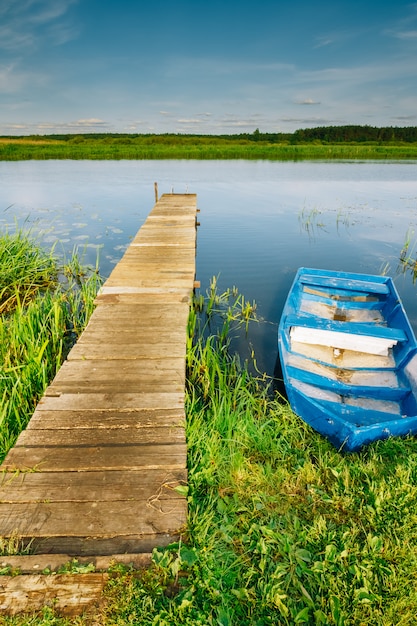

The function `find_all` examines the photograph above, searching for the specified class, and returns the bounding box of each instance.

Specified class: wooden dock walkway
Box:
[0,194,198,566]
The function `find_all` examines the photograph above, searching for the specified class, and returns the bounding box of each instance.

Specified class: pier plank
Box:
[0,574,109,616]
[27,408,185,428]
[15,425,186,446]
[0,194,197,573]
[38,392,185,410]
[3,442,188,472]
[0,469,187,502]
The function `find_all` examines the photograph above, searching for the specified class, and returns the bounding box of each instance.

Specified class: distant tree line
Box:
[291,125,417,143]
[3,125,417,144]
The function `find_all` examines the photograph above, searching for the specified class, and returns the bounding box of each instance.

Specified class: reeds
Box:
[0,232,101,461]
[399,229,417,282]
[0,229,57,314]
[1,137,417,161]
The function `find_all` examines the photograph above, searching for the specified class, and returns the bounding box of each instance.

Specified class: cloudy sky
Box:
[1,0,417,135]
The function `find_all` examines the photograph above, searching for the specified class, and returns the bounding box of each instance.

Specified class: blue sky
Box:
[1,0,417,135]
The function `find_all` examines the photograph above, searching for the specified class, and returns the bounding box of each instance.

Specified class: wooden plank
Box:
[81,302,190,319]
[116,246,196,260]
[14,531,180,556]
[0,552,152,574]
[37,392,185,410]
[46,381,184,395]
[0,573,109,616]
[0,499,187,542]
[68,342,186,360]
[97,285,193,296]
[2,443,188,471]
[49,358,186,390]
[74,321,187,336]
[94,292,192,304]
[109,250,195,261]
[27,408,185,428]
[0,469,187,502]
[134,224,195,236]
[103,269,195,281]
[15,425,186,447]
[107,269,194,281]
[54,357,185,377]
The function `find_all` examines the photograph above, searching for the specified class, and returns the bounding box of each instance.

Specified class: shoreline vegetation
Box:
[0,232,101,461]
[2,248,417,623]
[1,125,417,161]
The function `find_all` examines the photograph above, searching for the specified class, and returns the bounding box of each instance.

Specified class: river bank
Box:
[1,135,417,160]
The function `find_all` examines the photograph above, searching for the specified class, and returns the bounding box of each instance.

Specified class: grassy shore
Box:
[0,232,101,461]
[3,280,417,624]
[1,136,417,160]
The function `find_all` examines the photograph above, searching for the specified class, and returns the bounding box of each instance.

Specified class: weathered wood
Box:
[39,392,185,410]
[68,341,186,360]
[2,443,188,471]
[27,408,185,428]
[81,302,190,321]
[0,573,109,616]
[94,292,191,304]
[15,425,186,446]
[1,552,152,574]
[0,469,187,502]
[53,357,186,380]
[0,498,187,537]
[74,326,187,343]
[0,193,197,609]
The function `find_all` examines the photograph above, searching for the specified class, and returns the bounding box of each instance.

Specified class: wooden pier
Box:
[0,193,198,614]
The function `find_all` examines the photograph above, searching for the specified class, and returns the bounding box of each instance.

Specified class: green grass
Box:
[0,232,101,461]
[0,230,57,314]
[3,282,417,625]
[1,136,417,160]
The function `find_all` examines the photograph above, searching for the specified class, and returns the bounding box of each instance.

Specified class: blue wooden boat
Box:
[278,268,417,452]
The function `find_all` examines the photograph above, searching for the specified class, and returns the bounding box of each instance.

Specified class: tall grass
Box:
[0,232,101,461]
[0,230,57,314]
[399,229,417,282]
[1,137,417,161]
[4,282,417,625]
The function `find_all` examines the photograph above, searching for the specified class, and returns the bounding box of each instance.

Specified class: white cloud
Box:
[313,37,334,48]
[0,0,79,52]
[177,118,203,124]
[0,62,47,93]
[296,99,321,105]
[14,118,112,134]
[298,57,417,88]
[164,56,294,79]
[394,29,417,39]
[385,3,417,41]
[73,118,107,126]
[29,0,78,24]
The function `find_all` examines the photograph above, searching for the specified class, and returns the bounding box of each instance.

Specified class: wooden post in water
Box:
[154,182,159,203]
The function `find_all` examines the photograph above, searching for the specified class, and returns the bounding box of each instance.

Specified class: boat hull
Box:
[278,268,417,452]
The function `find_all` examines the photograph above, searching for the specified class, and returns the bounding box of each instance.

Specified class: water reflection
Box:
[1,159,417,376]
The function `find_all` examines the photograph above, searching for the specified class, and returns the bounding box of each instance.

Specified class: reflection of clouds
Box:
[2,160,417,305]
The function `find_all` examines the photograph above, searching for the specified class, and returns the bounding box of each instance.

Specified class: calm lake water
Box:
[1,159,417,377]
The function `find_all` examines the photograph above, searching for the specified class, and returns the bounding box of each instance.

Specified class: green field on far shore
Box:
[1,132,417,161]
